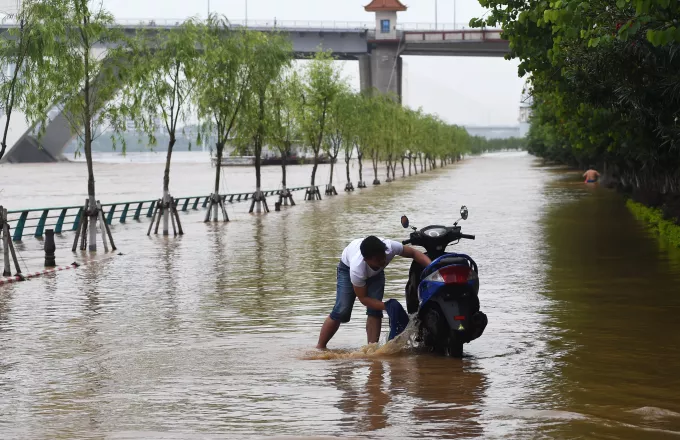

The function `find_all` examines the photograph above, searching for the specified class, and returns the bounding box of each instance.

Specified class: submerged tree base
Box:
[627,200,680,248]
[357,181,367,189]
[344,182,354,192]
[305,186,322,201]
[324,185,338,196]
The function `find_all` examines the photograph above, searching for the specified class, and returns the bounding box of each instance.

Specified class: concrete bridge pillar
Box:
[359,45,402,100]
[361,0,407,100]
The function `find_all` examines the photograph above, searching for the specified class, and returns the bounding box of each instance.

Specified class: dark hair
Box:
[360,236,387,259]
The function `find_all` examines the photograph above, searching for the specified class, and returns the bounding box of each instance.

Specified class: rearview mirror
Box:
[400,215,410,229]
[460,206,469,221]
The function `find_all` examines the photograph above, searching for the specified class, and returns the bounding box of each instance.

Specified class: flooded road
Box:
[1,152,680,439]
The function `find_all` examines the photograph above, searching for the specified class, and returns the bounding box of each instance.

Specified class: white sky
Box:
[13,0,526,126]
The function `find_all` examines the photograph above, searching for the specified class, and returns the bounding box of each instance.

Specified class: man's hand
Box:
[401,246,432,267]
[354,285,386,311]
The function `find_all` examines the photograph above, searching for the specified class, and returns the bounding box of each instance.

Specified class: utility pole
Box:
[207,0,210,19]
[435,0,438,30]
[453,0,457,29]
[245,0,248,27]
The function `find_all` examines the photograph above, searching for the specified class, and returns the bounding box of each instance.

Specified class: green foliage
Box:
[24,0,130,199]
[0,0,60,161]
[233,31,292,188]
[476,0,680,194]
[296,50,343,186]
[627,200,680,248]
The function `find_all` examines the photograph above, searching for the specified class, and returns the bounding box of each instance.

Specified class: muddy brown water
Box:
[1,151,680,439]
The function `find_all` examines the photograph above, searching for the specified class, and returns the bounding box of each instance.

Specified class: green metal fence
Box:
[4,187,309,241]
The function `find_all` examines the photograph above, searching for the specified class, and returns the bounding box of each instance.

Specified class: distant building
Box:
[519,84,532,137]
[465,125,521,139]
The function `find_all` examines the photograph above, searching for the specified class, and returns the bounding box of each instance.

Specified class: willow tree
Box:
[195,16,253,222]
[342,93,360,192]
[324,85,354,196]
[26,0,127,252]
[0,0,56,162]
[269,69,300,206]
[233,31,292,214]
[297,50,342,201]
[354,92,373,188]
[126,20,201,236]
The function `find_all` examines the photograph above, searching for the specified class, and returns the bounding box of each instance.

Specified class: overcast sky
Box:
[7,0,526,126]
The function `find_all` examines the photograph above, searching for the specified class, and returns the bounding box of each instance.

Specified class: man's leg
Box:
[317,317,341,349]
[317,263,355,349]
[365,271,386,344]
[366,315,382,344]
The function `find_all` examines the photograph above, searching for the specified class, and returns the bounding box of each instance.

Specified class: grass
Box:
[626,200,680,248]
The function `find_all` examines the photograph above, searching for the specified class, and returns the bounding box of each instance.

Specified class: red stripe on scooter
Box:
[454,315,465,320]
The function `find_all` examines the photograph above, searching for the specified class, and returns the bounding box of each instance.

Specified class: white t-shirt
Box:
[340,237,404,287]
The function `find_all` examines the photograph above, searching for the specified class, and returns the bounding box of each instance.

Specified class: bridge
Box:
[0,15,508,164]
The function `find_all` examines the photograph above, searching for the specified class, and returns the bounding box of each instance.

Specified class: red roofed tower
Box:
[365,0,407,40]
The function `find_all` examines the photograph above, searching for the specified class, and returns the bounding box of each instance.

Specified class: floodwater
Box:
[1,151,680,439]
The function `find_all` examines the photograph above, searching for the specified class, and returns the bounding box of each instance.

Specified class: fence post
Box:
[146,200,156,217]
[71,207,83,232]
[120,203,130,223]
[192,197,200,210]
[34,209,49,238]
[55,208,68,234]
[182,198,189,212]
[106,204,116,225]
[133,202,143,220]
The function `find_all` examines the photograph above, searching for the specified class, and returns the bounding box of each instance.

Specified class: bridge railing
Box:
[4,187,308,241]
[403,29,505,42]
[0,18,495,32]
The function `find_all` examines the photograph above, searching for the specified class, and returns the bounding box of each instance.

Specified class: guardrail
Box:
[0,18,493,32]
[403,29,505,42]
[4,187,309,241]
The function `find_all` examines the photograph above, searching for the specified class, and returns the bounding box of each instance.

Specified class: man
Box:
[316,235,431,349]
[583,166,600,183]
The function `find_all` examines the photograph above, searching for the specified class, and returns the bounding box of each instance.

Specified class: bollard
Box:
[275,201,281,212]
[44,229,56,267]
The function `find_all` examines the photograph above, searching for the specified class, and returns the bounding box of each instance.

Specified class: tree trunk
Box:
[281,149,288,190]
[162,135,176,236]
[358,150,364,182]
[372,152,379,181]
[214,142,223,193]
[385,161,390,181]
[83,41,97,252]
[345,155,351,183]
[311,151,319,187]
[401,157,406,177]
[329,155,335,186]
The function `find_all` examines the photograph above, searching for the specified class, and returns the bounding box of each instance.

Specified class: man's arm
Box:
[401,246,432,267]
[354,284,385,311]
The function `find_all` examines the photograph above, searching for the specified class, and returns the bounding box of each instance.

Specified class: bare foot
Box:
[316,344,327,350]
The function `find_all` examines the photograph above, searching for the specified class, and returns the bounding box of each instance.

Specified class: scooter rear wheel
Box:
[446,334,464,358]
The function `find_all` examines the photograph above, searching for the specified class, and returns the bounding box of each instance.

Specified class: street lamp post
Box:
[453,0,457,29]
[435,0,438,30]
[245,0,248,27]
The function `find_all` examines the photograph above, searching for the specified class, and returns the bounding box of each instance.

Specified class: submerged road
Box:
[1,151,679,439]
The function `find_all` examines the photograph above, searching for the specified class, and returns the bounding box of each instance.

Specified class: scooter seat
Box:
[435,257,469,268]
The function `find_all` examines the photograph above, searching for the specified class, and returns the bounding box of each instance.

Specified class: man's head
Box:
[360,236,387,270]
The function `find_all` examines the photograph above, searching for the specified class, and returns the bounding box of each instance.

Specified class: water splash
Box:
[302,319,420,360]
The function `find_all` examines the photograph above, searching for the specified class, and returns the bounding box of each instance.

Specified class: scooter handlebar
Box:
[460,233,476,240]
[402,239,412,245]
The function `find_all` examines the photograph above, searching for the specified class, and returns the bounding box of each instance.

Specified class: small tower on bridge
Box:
[364,0,407,40]
[360,0,407,100]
